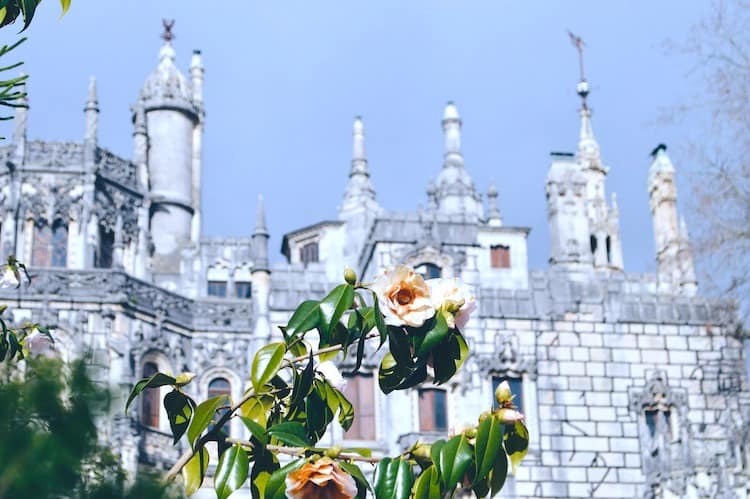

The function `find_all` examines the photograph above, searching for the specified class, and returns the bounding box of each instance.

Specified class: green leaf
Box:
[417,311,449,356]
[373,457,414,499]
[412,466,440,499]
[335,388,354,431]
[489,451,509,496]
[504,421,529,474]
[289,352,315,412]
[438,434,473,492]
[378,352,407,394]
[240,394,273,428]
[125,372,177,412]
[264,458,304,499]
[215,444,249,499]
[267,421,311,448]
[240,416,268,446]
[371,291,388,346]
[473,414,505,484]
[318,284,354,340]
[285,300,320,337]
[304,385,333,442]
[339,461,371,498]
[453,331,469,373]
[251,342,286,393]
[187,395,228,446]
[59,0,70,16]
[182,446,209,497]
[164,389,195,444]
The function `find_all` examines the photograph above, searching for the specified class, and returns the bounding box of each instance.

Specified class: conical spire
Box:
[253,194,269,237]
[340,116,378,218]
[434,101,482,219]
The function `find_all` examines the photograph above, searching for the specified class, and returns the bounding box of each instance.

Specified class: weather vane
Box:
[567,30,590,108]
[161,19,176,43]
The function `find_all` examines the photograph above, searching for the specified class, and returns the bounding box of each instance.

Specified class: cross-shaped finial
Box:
[161,19,175,43]
[567,30,585,82]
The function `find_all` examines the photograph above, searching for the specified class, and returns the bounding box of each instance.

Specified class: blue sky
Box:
[1,1,710,270]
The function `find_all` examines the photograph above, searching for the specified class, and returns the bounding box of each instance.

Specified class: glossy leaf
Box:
[412,466,440,499]
[438,434,473,492]
[417,311,449,356]
[371,291,388,346]
[215,444,249,499]
[504,421,529,474]
[284,300,320,338]
[187,395,228,446]
[387,327,411,366]
[335,387,354,431]
[373,457,414,499]
[164,389,194,444]
[473,414,505,484]
[267,421,311,448]
[289,352,315,412]
[251,342,286,393]
[240,416,268,446]
[182,446,209,497]
[240,394,273,428]
[318,284,354,339]
[489,452,509,496]
[125,372,176,412]
[263,458,304,499]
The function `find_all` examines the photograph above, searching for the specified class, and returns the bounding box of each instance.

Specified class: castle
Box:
[0,27,748,499]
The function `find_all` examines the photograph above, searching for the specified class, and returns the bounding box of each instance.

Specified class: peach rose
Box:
[372,266,434,327]
[285,457,357,499]
[427,278,476,330]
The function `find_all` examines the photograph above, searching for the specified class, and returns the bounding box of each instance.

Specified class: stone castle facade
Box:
[0,32,748,498]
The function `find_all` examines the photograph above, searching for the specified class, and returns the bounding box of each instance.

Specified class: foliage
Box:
[127,265,530,498]
[678,0,750,323]
[0,357,170,498]
[0,0,70,31]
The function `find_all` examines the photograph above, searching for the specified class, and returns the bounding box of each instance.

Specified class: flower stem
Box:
[225,438,383,464]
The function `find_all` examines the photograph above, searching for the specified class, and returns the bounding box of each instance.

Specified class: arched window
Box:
[418,388,447,432]
[207,378,232,433]
[300,242,319,264]
[141,362,160,428]
[342,373,375,440]
[32,220,68,267]
[95,225,114,268]
[415,263,441,279]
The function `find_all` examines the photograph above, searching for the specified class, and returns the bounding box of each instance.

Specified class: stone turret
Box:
[252,195,271,341]
[546,153,592,268]
[648,144,683,292]
[339,116,380,267]
[434,102,483,220]
[136,25,202,278]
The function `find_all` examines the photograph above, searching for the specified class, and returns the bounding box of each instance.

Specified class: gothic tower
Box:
[134,24,203,279]
[648,144,697,295]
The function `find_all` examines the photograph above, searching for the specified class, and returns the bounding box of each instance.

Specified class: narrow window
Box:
[207,281,228,298]
[492,376,523,410]
[96,225,114,268]
[208,378,232,434]
[235,281,252,299]
[415,263,442,279]
[300,242,319,264]
[606,235,612,264]
[419,388,448,432]
[141,362,160,428]
[342,373,376,440]
[32,223,53,267]
[51,220,68,267]
[490,245,511,269]
[589,234,597,255]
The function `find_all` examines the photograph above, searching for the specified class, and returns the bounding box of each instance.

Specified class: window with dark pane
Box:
[141,362,160,428]
[51,220,68,267]
[492,376,523,411]
[342,373,376,440]
[418,388,447,432]
[208,378,231,434]
[300,242,319,264]
[235,281,252,299]
[490,245,511,268]
[415,262,441,279]
[96,225,114,268]
[207,280,227,297]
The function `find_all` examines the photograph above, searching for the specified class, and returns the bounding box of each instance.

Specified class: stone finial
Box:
[487,182,502,226]
[340,115,378,219]
[12,74,28,164]
[426,179,438,210]
[253,194,269,237]
[84,76,99,148]
[190,49,204,107]
[442,101,462,158]
[253,194,270,273]
[352,115,365,161]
